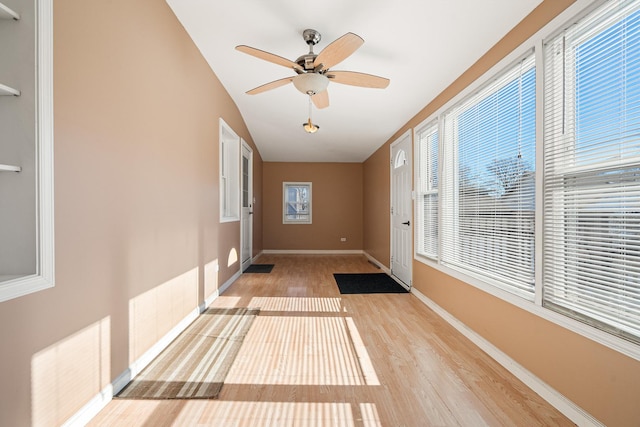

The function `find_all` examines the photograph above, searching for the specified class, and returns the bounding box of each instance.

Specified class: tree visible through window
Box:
[283,182,312,224]
[543,0,640,343]
[441,53,536,300]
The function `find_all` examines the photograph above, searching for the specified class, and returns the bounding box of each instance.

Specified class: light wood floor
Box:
[90,254,574,426]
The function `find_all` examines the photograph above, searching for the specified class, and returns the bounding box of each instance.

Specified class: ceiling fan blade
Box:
[246,77,294,95]
[313,33,364,70]
[236,45,303,72]
[326,71,390,89]
[312,90,329,109]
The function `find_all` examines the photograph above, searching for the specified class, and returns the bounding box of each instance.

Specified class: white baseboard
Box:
[220,269,241,294]
[363,252,391,275]
[112,306,201,394]
[252,251,264,262]
[60,383,113,427]
[63,269,247,427]
[200,269,243,310]
[262,249,364,255]
[62,305,201,427]
[410,287,604,427]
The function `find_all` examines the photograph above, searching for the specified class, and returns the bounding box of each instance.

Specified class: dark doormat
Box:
[244,264,274,273]
[333,273,409,294]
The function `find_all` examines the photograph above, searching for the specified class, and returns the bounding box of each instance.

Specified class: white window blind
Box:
[416,120,439,259]
[441,54,536,300]
[543,0,640,342]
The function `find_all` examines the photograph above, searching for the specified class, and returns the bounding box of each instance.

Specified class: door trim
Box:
[240,140,253,272]
[389,130,413,290]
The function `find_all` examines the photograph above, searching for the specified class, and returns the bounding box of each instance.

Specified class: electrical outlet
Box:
[340,237,347,242]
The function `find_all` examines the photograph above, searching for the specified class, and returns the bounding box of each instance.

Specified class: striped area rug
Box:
[117,307,259,399]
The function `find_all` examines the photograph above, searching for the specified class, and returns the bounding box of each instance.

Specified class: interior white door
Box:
[390,132,412,288]
[241,142,253,272]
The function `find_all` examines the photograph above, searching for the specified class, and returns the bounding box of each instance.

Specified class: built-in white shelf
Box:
[0,164,21,172]
[0,2,19,20]
[0,83,19,96]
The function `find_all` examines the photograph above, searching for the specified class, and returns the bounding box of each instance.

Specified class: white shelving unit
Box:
[0,164,21,172]
[0,82,19,96]
[1,3,21,172]
[1,2,20,96]
[0,2,19,20]
[0,0,54,302]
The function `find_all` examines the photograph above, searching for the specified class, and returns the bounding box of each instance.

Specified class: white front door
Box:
[390,132,412,288]
[241,141,253,272]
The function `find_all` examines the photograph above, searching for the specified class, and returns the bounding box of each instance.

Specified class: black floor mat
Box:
[244,264,274,273]
[333,273,409,294]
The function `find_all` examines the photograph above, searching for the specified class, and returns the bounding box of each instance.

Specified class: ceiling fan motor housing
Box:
[296,54,318,71]
[302,29,321,46]
[298,29,322,71]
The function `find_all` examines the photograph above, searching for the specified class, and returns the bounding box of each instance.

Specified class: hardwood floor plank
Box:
[89,255,574,426]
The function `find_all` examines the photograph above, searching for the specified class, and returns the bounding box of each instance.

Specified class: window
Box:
[415,119,439,259]
[412,0,640,355]
[543,0,640,343]
[441,53,536,300]
[219,118,240,222]
[0,0,54,302]
[283,182,312,224]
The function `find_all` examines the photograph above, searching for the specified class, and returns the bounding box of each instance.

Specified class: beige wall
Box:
[0,0,262,425]
[263,162,363,250]
[363,1,640,425]
[362,145,390,267]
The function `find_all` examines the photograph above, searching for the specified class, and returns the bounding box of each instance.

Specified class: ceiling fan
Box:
[236,29,390,109]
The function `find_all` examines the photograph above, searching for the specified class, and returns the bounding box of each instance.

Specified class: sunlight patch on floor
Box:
[226,315,380,386]
[209,295,243,308]
[360,403,382,427]
[249,296,344,312]
[90,400,380,426]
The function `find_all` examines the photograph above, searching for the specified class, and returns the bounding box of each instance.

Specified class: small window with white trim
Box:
[283,182,312,224]
[219,118,240,222]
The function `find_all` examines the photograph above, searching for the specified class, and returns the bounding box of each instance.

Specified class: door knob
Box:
[402,220,410,226]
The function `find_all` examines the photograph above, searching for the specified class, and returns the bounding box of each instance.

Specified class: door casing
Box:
[390,131,413,289]
[241,140,253,272]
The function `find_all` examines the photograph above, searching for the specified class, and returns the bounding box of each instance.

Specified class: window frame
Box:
[414,118,440,261]
[411,0,640,361]
[542,0,640,344]
[440,52,537,301]
[282,182,312,224]
[219,118,240,223]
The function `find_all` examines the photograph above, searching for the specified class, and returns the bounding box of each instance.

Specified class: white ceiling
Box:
[166,0,542,162]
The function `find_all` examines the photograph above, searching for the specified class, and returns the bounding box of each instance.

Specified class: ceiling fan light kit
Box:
[303,118,320,134]
[293,73,329,96]
[303,94,320,133]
